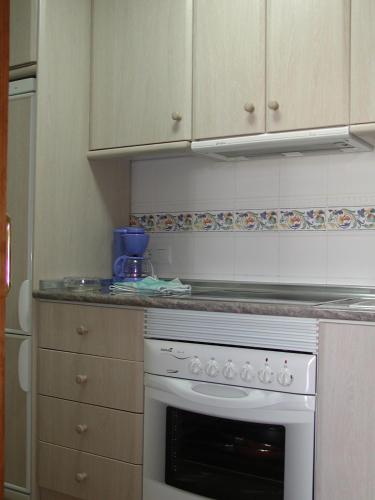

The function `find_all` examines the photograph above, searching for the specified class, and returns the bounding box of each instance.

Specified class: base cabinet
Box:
[315,322,375,500]
[38,443,142,500]
[37,302,144,500]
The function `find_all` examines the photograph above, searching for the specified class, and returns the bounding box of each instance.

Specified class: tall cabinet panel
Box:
[7,92,34,333]
[193,0,265,140]
[315,322,375,500]
[351,0,375,124]
[5,334,30,494]
[90,0,193,150]
[9,0,38,67]
[266,0,350,132]
[5,83,34,500]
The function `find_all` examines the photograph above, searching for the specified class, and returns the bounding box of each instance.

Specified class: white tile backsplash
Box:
[279,159,327,208]
[327,151,375,206]
[132,149,375,285]
[234,160,280,209]
[279,232,327,284]
[148,233,194,278]
[192,233,235,280]
[132,156,236,213]
[234,232,279,280]
[327,231,375,285]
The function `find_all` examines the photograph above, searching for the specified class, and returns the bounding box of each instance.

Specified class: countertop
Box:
[33,281,375,322]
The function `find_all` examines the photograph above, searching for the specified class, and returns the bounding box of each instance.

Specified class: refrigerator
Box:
[5,78,35,500]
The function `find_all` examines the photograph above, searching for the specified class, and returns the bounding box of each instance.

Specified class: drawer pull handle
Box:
[75,472,88,483]
[268,100,280,111]
[244,102,255,113]
[171,111,182,122]
[76,325,89,335]
[75,374,88,385]
[76,424,88,434]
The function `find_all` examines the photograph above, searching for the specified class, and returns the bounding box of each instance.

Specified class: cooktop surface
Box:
[184,282,375,307]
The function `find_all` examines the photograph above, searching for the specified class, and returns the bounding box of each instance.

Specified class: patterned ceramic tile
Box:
[327,207,375,230]
[279,209,326,230]
[131,207,375,232]
[215,212,236,231]
[156,213,178,232]
[177,213,194,231]
[130,214,156,232]
[193,212,220,231]
[235,210,278,231]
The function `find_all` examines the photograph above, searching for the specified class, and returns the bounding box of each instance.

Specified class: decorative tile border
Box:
[130,207,375,232]
[130,210,278,232]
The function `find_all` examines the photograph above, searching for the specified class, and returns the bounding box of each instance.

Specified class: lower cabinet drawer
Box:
[37,301,144,361]
[38,395,143,463]
[38,349,143,412]
[38,442,142,500]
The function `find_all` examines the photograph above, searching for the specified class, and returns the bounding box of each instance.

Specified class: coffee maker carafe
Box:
[112,226,151,281]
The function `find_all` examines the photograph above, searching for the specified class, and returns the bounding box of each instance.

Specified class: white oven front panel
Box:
[145,339,316,395]
[143,373,315,500]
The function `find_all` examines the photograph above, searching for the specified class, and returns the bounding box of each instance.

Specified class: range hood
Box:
[191,126,373,161]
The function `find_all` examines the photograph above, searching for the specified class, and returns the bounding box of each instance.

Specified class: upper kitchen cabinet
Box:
[266,0,350,132]
[90,0,193,150]
[193,0,265,140]
[9,0,38,68]
[351,0,375,124]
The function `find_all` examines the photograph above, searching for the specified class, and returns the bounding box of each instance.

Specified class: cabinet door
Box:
[5,334,29,490]
[9,0,38,67]
[315,322,375,500]
[267,0,350,132]
[193,0,265,139]
[351,0,375,124]
[90,0,193,150]
[6,94,33,333]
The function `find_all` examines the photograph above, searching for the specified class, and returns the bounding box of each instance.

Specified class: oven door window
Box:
[165,407,285,500]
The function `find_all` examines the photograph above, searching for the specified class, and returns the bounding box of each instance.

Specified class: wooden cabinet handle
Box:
[244,103,255,113]
[268,100,280,111]
[76,325,88,335]
[75,472,88,483]
[171,112,182,121]
[75,374,88,385]
[76,424,88,434]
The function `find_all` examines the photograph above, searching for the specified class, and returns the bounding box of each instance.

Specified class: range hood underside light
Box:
[191,127,373,161]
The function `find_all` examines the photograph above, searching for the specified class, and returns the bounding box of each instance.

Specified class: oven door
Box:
[144,373,315,500]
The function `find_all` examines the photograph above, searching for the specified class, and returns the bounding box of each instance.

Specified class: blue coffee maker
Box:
[112,226,150,281]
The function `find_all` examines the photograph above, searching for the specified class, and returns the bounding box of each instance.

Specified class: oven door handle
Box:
[145,373,315,412]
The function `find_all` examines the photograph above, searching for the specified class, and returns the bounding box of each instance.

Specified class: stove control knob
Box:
[223,360,237,379]
[240,362,255,383]
[205,358,220,377]
[189,356,203,375]
[258,365,274,384]
[277,367,294,387]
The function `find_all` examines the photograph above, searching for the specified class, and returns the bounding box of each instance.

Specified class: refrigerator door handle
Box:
[5,214,11,295]
[18,279,31,333]
[18,338,31,393]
